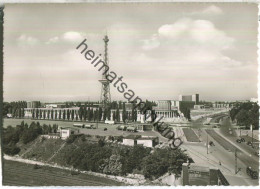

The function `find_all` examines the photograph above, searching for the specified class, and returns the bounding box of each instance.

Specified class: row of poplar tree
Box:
[29,104,139,123]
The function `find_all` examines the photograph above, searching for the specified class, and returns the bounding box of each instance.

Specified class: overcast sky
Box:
[3,3,258,102]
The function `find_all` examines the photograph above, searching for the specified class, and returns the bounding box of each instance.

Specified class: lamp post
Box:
[207,132,209,154]
[251,124,253,148]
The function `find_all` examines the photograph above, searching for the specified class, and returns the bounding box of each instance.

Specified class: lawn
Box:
[2,160,124,186]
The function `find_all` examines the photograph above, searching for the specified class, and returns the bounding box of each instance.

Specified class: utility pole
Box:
[207,132,209,154]
[235,149,237,174]
[251,124,254,148]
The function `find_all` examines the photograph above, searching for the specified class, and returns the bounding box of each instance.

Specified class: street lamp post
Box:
[207,132,209,154]
[251,124,253,148]
[235,149,237,174]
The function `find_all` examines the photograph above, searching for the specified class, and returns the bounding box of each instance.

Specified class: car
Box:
[247,141,252,146]
[236,139,241,143]
[126,126,137,132]
[240,138,245,142]
[104,128,107,131]
[254,152,259,157]
[117,125,127,131]
[209,141,215,146]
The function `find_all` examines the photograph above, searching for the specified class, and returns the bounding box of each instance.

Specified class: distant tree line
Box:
[3,101,27,117]
[3,121,58,155]
[230,102,259,130]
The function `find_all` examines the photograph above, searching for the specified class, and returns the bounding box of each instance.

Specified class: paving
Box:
[182,128,200,142]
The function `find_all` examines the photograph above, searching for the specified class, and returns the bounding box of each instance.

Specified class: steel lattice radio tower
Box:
[99,35,111,109]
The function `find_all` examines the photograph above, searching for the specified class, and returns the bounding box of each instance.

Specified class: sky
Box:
[3,3,258,102]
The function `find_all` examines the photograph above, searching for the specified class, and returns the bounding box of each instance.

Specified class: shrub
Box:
[116,136,123,142]
[3,144,21,156]
[33,164,40,169]
[108,135,114,141]
[66,135,77,144]
[80,135,86,141]
[98,139,105,147]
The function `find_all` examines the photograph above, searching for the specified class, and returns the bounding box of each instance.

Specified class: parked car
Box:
[104,128,107,131]
[247,141,252,146]
[240,138,245,142]
[85,124,95,129]
[117,125,127,131]
[126,126,137,132]
[236,139,241,143]
[209,141,215,146]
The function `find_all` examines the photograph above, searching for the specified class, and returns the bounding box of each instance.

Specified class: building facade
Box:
[179,94,199,104]
[122,135,159,148]
[27,101,41,108]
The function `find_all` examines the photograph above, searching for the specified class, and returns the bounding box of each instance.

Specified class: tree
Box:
[98,107,103,121]
[3,145,20,155]
[103,109,107,121]
[83,107,87,121]
[76,111,78,120]
[59,110,62,120]
[71,110,75,121]
[119,101,122,109]
[43,124,48,134]
[79,107,83,121]
[90,108,94,121]
[63,110,66,120]
[67,109,70,120]
[122,103,127,123]
[39,109,42,119]
[52,124,58,133]
[55,110,57,120]
[51,109,54,120]
[18,108,22,118]
[48,124,52,133]
[36,109,39,119]
[47,110,50,119]
[236,109,251,128]
[113,112,116,121]
[87,108,91,121]
[32,109,35,119]
[116,107,120,122]
[43,110,46,119]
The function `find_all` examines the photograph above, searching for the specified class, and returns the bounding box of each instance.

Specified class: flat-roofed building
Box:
[179,95,192,102]
[179,94,199,104]
[154,100,171,111]
[60,128,80,140]
[27,101,40,108]
[122,135,159,148]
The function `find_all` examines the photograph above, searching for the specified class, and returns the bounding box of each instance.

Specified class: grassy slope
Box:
[22,137,65,162]
[2,160,124,186]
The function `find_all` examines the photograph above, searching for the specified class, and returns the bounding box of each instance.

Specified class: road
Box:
[185,112,259,186]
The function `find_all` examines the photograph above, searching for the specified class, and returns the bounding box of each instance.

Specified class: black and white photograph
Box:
[0,1,259,186]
